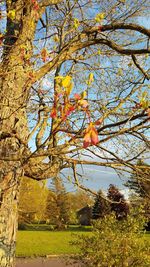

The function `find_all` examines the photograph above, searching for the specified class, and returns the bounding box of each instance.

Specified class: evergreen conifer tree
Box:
[92,190,110,219]
[107,184,129,220]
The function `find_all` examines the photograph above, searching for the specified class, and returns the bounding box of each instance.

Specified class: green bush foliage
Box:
[72,210,150,267]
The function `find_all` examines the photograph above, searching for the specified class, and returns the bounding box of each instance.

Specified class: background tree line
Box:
[19,159,150,229]
[18,176,93,228]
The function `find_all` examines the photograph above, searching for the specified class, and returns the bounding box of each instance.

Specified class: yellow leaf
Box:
[98,49,101,55]
[62,76,72,88]
[88,73,94,85]
[117,68,123,76]
[74,18,80,29]
[139,91,149,109]
[95,13,105,23]
[81,91,87,99]
[142,91,148,98]
[66,82,73,95]
[8,10,16,20]
[55,76,64,80]
[20,44,26,49]
[140,99,149,109]
[31,20,35,29]
[53,35,59,42]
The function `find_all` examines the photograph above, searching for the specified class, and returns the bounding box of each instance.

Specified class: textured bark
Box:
[0,60,29,266]
[0,2,33,262]
[0,64,59,266]
[0,172,20,267]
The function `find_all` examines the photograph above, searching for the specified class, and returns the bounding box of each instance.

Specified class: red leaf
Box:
[98,25,103,31]
[67,105,75,115]
[63,105,75,120]
[32,0,39,11]
[83,133,91,148]
[95,118,103,125]
[50,108,57,118]
[74,93,81,100]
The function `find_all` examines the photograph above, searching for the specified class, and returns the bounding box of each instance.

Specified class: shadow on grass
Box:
[66,225,92,232]
[18,223,92,232]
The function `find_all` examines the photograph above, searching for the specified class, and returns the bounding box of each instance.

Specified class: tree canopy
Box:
[0,0,150,182]
[0,1,150,266]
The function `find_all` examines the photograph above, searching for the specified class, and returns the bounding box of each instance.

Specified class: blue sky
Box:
[138,16,150,28]
[61,165,129,191]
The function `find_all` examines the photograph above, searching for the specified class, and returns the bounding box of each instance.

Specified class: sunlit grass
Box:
[16,228,150,257]
[16,228,91,257]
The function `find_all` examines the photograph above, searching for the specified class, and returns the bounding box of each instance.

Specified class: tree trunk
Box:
[0,1,61,265]
[0,59,29,266]
[0,128,26,267]
[0,2,42,265]
[0,171,20,267]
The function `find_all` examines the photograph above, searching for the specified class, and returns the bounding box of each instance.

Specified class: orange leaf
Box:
[74,93,81,100]
[83,123,99,148]
[41,48,48,62]
[91,129,99,145]
[50,108,57,118]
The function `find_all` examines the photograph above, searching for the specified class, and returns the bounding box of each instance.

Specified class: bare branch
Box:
[34,23,150,82]
[131,55,149,80]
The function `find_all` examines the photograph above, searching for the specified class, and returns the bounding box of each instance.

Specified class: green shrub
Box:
[71,210,150,267]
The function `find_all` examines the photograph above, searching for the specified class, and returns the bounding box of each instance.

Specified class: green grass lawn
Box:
[16,228,91,257]
[16,228,150,258]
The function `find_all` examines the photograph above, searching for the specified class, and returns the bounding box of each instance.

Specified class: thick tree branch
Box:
[39,0,63,7]
[24,159,60,180]
[85,23,150,38]
[74,38,150,55]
